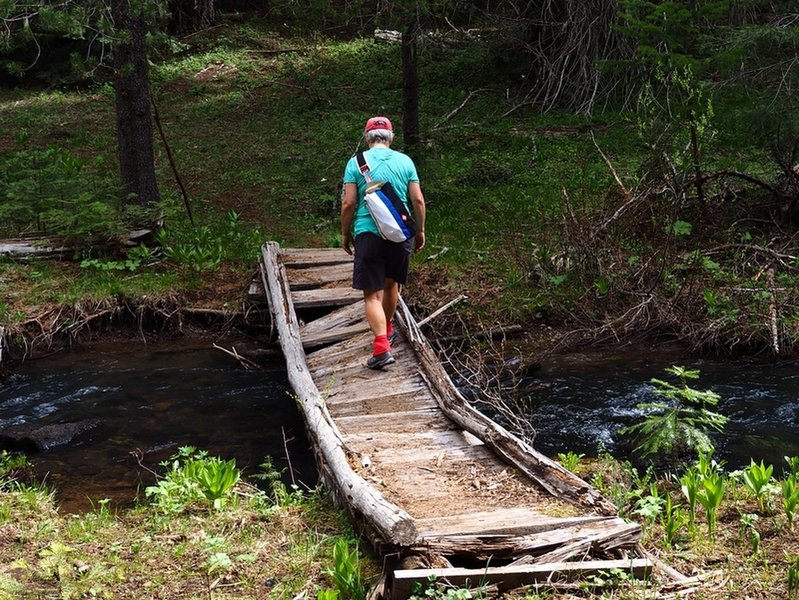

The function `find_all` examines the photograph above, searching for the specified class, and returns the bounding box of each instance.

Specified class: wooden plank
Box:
[280,247,353,267]
[327,391,437,417]
[413,519,641,559]
[392,559,652,598]
[302,322,370,348]
[308,344,419,379]
[323,378,428,403]
[335,408,452,435]
[300,301,365,337]
[291,287,363,308]
[287,262,353,289]
[414,509,615,538]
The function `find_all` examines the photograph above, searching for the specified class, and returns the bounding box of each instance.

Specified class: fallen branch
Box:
[591,130,630,199]
[212,343,259,370]
[432,89,489,130]
[418,294,468,327]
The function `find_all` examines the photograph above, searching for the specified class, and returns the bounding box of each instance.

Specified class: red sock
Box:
[373,335,390,356]
[386,321,393,337]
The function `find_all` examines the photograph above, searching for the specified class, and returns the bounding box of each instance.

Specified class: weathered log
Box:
[397,297,617,515]
[260,242,417,545]
[0,229,154,260]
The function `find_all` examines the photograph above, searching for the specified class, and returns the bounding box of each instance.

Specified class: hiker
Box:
[341,116,427,369]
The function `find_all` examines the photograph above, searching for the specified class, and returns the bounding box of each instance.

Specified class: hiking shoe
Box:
[388,331,398,345]
[366,351,395,370]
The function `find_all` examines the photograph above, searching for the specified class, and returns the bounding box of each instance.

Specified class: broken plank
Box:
[414,509,616,538]
[414,518,639,558]
[391,559,652,598]
[300,301,365,337]
[301,322,370,348]
[291,287,363,309]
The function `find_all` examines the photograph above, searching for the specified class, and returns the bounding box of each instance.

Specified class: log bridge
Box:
[258,242,651,597]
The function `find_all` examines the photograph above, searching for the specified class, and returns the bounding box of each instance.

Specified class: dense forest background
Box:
[1,0,798,356]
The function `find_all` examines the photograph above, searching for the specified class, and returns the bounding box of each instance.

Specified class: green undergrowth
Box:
[0,448,376,599]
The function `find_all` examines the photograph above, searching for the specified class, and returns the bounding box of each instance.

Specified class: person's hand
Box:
[343,232,354,255]
[414,231,425,253]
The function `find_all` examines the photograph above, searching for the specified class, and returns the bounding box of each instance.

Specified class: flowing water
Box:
[528,350,799,471]
[0,341,316,513]
[2,342,798,513]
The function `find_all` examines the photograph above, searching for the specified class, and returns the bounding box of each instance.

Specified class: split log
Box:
[260,242,417,545]
[397,298,618,515]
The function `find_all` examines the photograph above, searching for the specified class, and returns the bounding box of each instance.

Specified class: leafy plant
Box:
[620,366,728,461]
[409,576,475,600]
[696,471,726,537]
[252,456,305,507]
[788,554,799,598]
[145,447,241,513]
[196,457,240,509]
[739,513,761,556]
[782,475,799,531]
[0,451,31,486]
[633,484,666,527]
[680,465,702,530]
[324,539,366,600]
[556,450,585,473]
[786,456,799,477]
[743,460,775,512]
[660,494,685,548]
[156,208,263,272]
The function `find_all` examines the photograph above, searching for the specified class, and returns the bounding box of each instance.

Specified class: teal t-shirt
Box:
[343,147,419,238]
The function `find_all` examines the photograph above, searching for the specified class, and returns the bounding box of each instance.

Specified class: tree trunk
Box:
[402,18,420,159]
[169,0,216,35]
[112,0,159,207]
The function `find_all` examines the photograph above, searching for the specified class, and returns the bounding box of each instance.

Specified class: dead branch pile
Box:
[529,136,799,356]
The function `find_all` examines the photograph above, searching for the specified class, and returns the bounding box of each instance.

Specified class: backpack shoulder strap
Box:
[355,151,372,182]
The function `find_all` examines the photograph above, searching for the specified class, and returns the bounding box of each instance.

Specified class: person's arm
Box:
[341,183,358,255]
[408,181,426,253]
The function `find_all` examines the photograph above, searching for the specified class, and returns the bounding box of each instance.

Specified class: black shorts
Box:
[352,232,413,291]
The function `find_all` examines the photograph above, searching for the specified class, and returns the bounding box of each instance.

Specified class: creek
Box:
[0,340,317,513]
[1,342,797,512]
[527,349,799,471]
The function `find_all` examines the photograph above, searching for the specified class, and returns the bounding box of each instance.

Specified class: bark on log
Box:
[260,243,417,545]
[397,298,617,515]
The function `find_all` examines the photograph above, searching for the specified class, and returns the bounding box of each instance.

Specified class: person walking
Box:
[341,116,426,369]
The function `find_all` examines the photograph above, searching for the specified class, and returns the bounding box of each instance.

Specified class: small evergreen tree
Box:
[621,366,728,462]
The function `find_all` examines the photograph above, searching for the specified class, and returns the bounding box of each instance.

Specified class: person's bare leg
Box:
[364,289,386,337]
[382,278,399,326]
